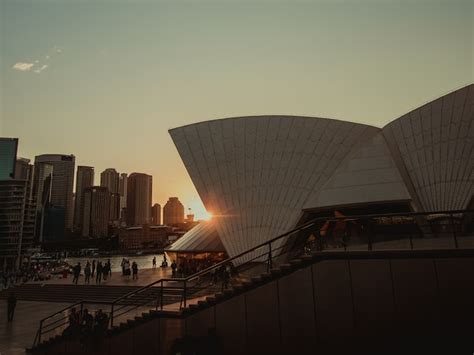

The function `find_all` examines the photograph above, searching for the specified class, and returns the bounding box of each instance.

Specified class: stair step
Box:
[270,267,282,275]
[206,296,216,303]
[289,259,303,265]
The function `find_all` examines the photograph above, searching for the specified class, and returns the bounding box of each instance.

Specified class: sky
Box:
[1,0,473,220]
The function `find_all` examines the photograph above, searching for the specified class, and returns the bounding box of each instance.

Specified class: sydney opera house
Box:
[169,84,473,258]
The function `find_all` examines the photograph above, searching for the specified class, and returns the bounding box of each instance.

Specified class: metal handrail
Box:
[33,209,474,347]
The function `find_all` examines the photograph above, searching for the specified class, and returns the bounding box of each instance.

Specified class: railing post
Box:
[160,280,164,311]
[317,228,322,252]
[110,303,114,327]
[367,219,373,251]
[267,243,272,272]
[183,280,187,309]
[451,213,458,248]
[38,320,43,345]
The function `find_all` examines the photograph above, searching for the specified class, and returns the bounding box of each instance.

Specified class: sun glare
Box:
[202,211,213,221]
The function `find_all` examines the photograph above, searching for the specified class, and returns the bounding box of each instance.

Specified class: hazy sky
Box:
[1,0,473,219]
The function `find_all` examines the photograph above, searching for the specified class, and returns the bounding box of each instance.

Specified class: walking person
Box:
[96,261,103,284]
[94,309,109,340]
[7,291,17,322]
[132,261,138,280]
[102,262,109,282]
[72,262,81,285]
[91,260,96,278]
[152,256,156,269]
[80,308,94,347]
[171,260,177,277]
[84,262,91,284]
[123,259,131,279]
[63,307,80,338]
[107,259,112,278]
[121,258,126,276]
[222,264,230,291]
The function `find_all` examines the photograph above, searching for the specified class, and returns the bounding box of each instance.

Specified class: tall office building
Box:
[0,138,18,180]
[32,162,53,242]
[101,168,120,194]
[119,173,128,224]
[34,154,75,231]
[33,163,53,212]
[14,158,32,180]
[74,166,94,233]
[126,173,152,226]
[163,197,185,226]
[14,157,34,201]
[82,186,110,238]
[119,173,128,209]
[151,203,161,225]
[0,138,35,270]
[109,192,121,224]
[0,180,36,270]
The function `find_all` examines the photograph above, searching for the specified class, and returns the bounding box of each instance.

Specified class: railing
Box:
[32,209,474,347]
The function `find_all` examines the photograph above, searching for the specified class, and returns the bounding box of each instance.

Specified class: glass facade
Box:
[0,138,18,180]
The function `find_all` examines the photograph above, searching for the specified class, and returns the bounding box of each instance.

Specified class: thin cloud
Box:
[12,62,34,71]
[34,64,48,74]
[12,45,62,74]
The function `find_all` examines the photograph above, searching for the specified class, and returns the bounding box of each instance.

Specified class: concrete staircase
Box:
[28,249,474,354]
[0,284,142,303]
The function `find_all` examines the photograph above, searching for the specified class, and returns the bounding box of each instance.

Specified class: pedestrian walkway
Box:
[0,301,71,355]
[26,266,173,287]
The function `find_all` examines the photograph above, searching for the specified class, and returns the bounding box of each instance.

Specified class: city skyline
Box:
[1,0,472,221]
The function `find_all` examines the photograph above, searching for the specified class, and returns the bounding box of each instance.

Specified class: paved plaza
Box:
[26,266,174,287]
[0,267,176,355]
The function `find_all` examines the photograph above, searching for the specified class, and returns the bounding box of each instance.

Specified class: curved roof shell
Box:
[170,84,473,258]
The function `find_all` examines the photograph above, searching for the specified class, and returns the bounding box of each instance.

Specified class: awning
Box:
[166,221,225,253]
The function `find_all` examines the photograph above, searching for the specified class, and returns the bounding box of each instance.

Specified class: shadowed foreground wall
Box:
[33,255,474,355]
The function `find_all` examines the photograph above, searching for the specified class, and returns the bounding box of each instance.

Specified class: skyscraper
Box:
[126,173,152,226]
[0,180,36,269]
[34,154,75,231]
[119,173,128,209]
[163,197,185,226]
[109,192,121,224]
[82,186,110,238]
[74,166,94,233]
[152,203,161,225]
[119,173,128,224]
[14,158,34,200]
[14,158,31,180]
[33,162,53,213]
[0,138,18,180]
[100,168,119,194]
[0,139,35,269]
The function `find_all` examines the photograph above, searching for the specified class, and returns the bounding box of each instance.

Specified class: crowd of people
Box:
[0,262,67,289]
[170,257,218,278]
[71,259,113,285]
[120,258,139,280]
[63,307,109,347]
